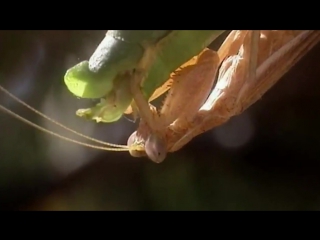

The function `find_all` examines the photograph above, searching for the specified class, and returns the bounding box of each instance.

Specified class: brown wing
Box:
[124,48,211,115]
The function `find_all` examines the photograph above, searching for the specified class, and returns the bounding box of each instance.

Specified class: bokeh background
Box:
[0,30,320,210]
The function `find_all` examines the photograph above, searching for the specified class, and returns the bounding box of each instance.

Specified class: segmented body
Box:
[129,30,320,159]
[168,30,319,152]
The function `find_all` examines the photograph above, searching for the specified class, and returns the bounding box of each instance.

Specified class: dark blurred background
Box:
[0,30,320,210]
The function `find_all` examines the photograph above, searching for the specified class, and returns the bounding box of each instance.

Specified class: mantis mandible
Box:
[0,30,319,164]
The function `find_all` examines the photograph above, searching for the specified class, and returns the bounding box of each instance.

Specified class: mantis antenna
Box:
[0,84,130,152]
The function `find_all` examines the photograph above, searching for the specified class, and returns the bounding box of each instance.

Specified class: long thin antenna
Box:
[0,104,129,151]
[0,84,128,149]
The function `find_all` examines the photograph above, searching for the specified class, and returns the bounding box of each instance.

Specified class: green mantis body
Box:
[64,30,225,123]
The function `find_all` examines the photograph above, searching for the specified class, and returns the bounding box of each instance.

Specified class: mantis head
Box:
[127,131,167,163]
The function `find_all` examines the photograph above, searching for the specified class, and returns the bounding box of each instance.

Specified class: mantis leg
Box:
[168,30,320,152]
[130,44,163,132]
[128,49,220,162]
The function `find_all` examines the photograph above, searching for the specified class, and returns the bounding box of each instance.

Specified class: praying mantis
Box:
[127,30,320,162]
[1,30,319,164]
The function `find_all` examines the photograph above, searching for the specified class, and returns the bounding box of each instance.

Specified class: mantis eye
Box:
[127,131,146,158]
[145,133,167,163]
